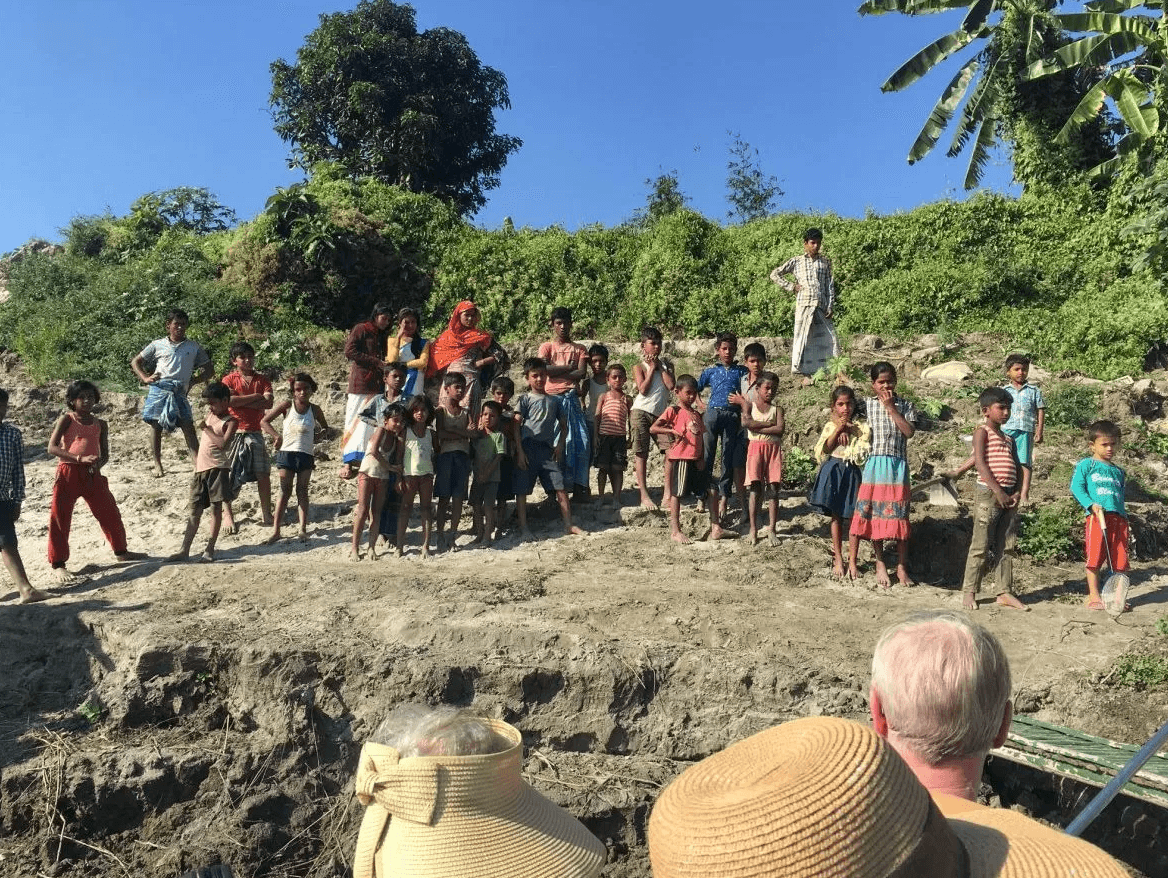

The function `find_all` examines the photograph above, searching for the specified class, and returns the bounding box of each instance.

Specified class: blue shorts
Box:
[274,451,315,473]
[513,438,565,497]
[435,451,471,500]
[1004,428,1033,467]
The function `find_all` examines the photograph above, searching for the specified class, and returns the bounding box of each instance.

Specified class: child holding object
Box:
[741,371,784,546]
[960,387,1027,611]
[167,383,237,563]
[1071,420,1130,611]
[350,403,405,561]
[263,373,328,545]
[47,380,146,581]
[849,362,916,587]
[807,385,869,579]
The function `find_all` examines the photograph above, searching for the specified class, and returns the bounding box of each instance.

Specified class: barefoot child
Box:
[581,344,609,497]
[514,357,585,540]
[47,380,146,580]
[1071,420,1129,612]
[698,332,749,528]
[808,386,869,578]
[221,342,274,530]
[434,373,478,551]
[538,307,590,497]
[263,373,328,544]
[397,395,436,557]
[741,371,784,546]
[168,383,237,562]
[631,326,675,508]
[470,402,506,546]
[593,363,633,509]
[131,308,213,477]
[350,403,405,560]
[849,362,916,587]
[0,389,47,603]
[960,388,1026,611]
[1002,353,1045,504]
[489,377,520,540]
[652,375,724,544]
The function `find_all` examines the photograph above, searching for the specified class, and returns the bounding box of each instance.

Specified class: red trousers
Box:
[47,463,128,568]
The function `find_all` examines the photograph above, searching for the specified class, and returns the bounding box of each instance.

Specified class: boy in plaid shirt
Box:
[0,388,47,603]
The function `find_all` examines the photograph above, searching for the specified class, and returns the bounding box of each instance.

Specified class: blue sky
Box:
[2,1,1036,253]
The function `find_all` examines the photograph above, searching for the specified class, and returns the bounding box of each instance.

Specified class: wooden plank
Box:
[993,716,1168,808]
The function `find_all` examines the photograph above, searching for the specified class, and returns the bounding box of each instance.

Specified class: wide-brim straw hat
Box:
[649,716,1128,878]
[352,718,605,878]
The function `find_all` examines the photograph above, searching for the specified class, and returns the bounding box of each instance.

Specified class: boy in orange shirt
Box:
[220,342,274,530]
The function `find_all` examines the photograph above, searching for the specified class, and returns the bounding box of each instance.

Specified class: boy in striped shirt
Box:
[960,387,1026,611]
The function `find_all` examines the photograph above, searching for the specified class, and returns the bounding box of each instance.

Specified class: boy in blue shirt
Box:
[698,332,749,526]
[1070,420,1128,611]
[1002,354,1045,504]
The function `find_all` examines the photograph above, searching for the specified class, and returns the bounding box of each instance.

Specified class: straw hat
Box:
[648,716,1129,878]
[352,718,605,878]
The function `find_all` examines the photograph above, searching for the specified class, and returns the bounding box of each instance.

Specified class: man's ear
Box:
[992,701,1013,749]
[870,687,889,737]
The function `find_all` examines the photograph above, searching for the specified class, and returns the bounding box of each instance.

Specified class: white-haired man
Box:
[870,610,1012,801]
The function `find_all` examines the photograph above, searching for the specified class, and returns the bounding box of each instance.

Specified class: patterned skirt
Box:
[807,457,863,520]
[850,455,910,541]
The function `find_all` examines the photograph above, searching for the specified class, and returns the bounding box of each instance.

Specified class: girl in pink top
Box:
[47,381,145,580]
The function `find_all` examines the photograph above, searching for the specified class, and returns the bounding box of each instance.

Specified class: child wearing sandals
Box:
[848,362,916,587]
[263,373,329,544]
[397,394,437,558]
[808,385,869,578]
[47,380,147,581]
[350,403,405,561]
[741,371,784,546]
[1071,420,1129,612]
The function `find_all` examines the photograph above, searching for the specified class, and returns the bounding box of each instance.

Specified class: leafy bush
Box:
[782,446,816,489]
[1017,500,1081,561]
[1042,385,1101,431]
[1110,654,1168,688]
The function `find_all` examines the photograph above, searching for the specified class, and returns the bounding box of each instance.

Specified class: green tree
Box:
[269,0,521,217]
[632,171,689,227]
[725,132,783,223]
[860,0,1115,189]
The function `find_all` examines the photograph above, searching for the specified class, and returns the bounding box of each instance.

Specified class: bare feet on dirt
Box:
[115,550,149,562]
[670,532,692,545]
[875,562,891,589]
[963,593,977,611]
[18,586,49,604]
[896,566,914,586]
[996,593,1028,611]
[566,525,585,536]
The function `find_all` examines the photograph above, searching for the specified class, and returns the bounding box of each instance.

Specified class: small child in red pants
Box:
[47,380,146,581]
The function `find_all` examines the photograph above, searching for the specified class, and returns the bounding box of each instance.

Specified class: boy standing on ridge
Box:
[1071,420,1130,612]
[770,228,840,379]
[1001,354,1045,505]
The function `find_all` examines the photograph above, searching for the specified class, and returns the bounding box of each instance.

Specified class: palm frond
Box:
[858,0,980,16]
[1055,11,1159,40]
[962,116,999,189]
[947,55,1002,157]
[961,0,997,33]
[1025,31,1146,79]
[883,25,989,91]
[1084,0,1160,13]
[907,57,981,162]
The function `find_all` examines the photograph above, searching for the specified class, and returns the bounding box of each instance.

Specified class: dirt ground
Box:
[2,335,1168,877]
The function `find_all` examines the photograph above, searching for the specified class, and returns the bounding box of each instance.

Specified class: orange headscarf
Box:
[426,301,494,377]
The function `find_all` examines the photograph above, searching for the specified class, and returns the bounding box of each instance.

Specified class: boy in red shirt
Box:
[220,342,274,530]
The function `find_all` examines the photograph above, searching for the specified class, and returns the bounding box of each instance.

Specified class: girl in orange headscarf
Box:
[426,301,497,418]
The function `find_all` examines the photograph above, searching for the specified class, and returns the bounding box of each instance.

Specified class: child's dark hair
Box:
[757,371,780,388]
[1087,420,1121,443]
[386,361,408,378]
[442,372,467,388]
[395,306,421,325]
[1005,353,1030,370]
[165,308,190,325]
[830,385,856,406]
[607,363,627,378]
[743,342,767,361]
[587,343,609,360]
[290,372,318,393]
[803,227,823,242]
[370,302,394,321]
[490,375,515,395]
[550,306,572,324]
[675,374,699,393]
[978,386,1012,410]
[868,361,896,382]
[66,379,100,407]
[383,402,408,422]
[229,341,255,362]
[203,381,230,402]
[523,357,547,375]
[715,331,738,348]
[482,400,504,418]
[640,325,663,344]
[406,393,435,425]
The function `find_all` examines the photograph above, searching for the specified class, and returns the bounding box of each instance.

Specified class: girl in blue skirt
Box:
[808,385,869,578]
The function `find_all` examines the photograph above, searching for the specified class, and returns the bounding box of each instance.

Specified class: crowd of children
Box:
[2,302,1133,618]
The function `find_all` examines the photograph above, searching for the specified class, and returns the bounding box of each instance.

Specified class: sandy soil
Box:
[2,338,1167,877]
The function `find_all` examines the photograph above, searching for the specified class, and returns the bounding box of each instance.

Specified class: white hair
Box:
[871,611,1011,766]
[370,704,511,758]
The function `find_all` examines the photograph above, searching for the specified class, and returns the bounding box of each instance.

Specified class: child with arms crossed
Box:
[741,371,784,546]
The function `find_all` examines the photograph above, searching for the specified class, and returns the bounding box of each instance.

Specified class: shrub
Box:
[1017,500,1081,561]
[782,446,816,489]
[1042,385,1101,431]
[1110,654,1168,688]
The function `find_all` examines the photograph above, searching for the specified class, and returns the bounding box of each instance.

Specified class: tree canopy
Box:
[269,0,522,217]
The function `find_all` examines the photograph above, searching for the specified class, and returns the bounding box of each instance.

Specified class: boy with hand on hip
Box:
[1071,420,1130,612]
[131,308,213,477]
[960,387,1026,611]
[1001,353,1045,504]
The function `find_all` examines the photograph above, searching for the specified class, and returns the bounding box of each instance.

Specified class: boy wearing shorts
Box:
[631,326,674,509]
[221,341,273,529]
[1002,354,1045,504]
[470,402,506,546]
[652,375,724,545]
[1071,420,1129,611]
